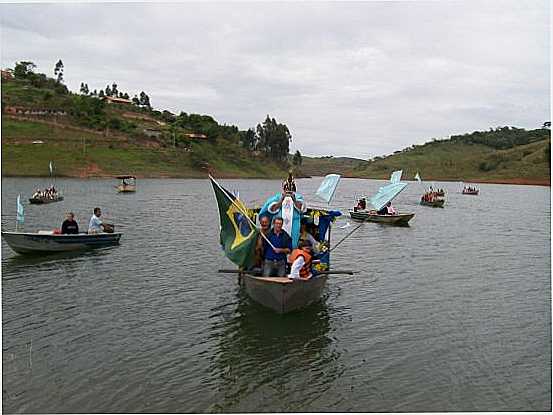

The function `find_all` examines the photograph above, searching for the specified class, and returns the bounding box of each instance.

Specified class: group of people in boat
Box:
[421,190,444,202]
[354,198,398,215]
[252,174,322,280]
[58,207,111,234]
[463,186,478,192]
[32,186,59,200]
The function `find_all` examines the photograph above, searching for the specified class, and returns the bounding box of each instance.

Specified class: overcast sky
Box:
[1,1,550,159]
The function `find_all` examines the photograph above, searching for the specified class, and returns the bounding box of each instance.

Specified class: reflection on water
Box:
[1,177,551,412]
[205,288,344,412]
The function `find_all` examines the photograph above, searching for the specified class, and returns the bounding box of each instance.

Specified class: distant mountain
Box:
[349,127,550,185]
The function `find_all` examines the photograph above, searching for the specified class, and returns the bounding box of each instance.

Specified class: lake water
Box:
[1,177,551,412]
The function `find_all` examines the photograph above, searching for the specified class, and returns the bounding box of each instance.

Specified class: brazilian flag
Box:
[210,177,259,269]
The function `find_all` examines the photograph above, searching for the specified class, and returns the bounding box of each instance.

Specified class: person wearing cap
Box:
[288,239,314,280]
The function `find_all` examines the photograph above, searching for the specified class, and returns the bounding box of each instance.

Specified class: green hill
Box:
[1,64,288,178]
[350,127,551,185]
[296,156,365,177]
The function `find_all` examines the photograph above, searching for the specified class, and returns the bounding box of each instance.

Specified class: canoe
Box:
[29,195,64,204]
[1,231,122,255]
[348,209,415,225]
[242,273,328,314]
[420,199,445,208]
[462,189,479,195]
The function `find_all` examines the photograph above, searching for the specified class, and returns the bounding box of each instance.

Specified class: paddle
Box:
[217,269,355,275]
[329,222,364,253]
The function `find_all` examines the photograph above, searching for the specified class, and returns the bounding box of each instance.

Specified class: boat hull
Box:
[243,274,328,314]
[462,190,479,195]
[420,199,445,208]
[28,196,64,204]
[1,232,122,255]
[349,210,415,225]
[116,185,136,193]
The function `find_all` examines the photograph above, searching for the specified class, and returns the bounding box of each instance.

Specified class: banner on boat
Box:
[210,177,258,269]
[315,174,341,203]
[16,194,24,224]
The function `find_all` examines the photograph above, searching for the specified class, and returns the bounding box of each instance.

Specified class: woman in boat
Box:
[288,239,313,280]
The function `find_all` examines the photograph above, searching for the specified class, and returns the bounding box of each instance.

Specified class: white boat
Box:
[1,231,122,255]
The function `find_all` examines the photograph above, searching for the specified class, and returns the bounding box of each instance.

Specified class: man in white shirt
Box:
[88,207,104,234]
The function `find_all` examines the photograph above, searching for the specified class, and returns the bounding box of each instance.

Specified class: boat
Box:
[29,194,64,204]
[241,273,328,314]
[1,231,122,255]
[420,198,445,208]
[115,175,136,193]
[349,209,415,225]
[462,188,479,195]
[349,170,415,226]
[210,174,345,314]
[29,161,64,204]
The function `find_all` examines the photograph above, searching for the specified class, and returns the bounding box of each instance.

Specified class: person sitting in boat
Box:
[88,207,104,234]
[377,201,398,215]
[32,189,41,199]
[288,239,314,280]
[254,214,272,269]
[299,219,319,254]
[61,212,79,234]
[262,216,292,278]
[354,198,367,212]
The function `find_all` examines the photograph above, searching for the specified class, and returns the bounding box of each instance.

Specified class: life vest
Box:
[288,249,312,279]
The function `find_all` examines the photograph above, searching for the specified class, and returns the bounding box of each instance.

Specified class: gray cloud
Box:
[1,1,549,159]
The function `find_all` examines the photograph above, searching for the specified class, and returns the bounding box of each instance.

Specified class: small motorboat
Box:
[1,231,122,255]
[462,188,479,195]
[349,209,415,225]
[420,198,445,208]
[115,175,136,193]
[29,195,64,204]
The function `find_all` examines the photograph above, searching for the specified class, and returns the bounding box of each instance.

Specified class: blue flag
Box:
[370,182,408,210]
[390,170,403,184]
[16,194,24,224]
[315,174,341,203]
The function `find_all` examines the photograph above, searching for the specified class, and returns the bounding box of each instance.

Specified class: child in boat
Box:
[288,239,313,280]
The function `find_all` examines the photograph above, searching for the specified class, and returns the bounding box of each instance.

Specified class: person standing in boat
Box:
[254,214,271,269]
[88,207,104,234]
[61,212,79,234]
[288,239,313,280]
[262,217,292,277]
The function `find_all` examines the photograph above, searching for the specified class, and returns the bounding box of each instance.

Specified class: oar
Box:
[217,269,355,275]
[329,222,364,253]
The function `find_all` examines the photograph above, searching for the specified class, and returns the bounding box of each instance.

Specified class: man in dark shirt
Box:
[262,217,292,277]
[61,212,79,234]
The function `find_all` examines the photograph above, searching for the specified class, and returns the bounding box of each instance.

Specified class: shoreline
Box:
[2,173,550,186]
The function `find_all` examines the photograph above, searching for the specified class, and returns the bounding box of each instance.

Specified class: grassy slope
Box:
[1,79,287,178]
[297,156,365,177]
[350,134,550,184]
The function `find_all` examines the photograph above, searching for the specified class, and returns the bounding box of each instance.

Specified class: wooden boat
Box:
[420,198,445,208]
[1,231,122,255]
[241,273,329,314]
[349,209,414,225]
[462,189,479,195]
[115,175,136,193]
[29,195,64,204]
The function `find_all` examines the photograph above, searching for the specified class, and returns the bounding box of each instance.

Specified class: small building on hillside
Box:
[185,133,208,140]
[103,96,133,105]
[143,128,162,139]
[1,69,13,80]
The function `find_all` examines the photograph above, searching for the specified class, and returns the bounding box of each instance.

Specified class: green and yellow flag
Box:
[210,177,258,269]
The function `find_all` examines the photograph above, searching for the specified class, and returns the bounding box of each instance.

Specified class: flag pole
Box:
[210,175,277,251]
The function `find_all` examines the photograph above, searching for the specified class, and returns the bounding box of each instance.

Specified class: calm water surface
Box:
[1,177,551,412]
